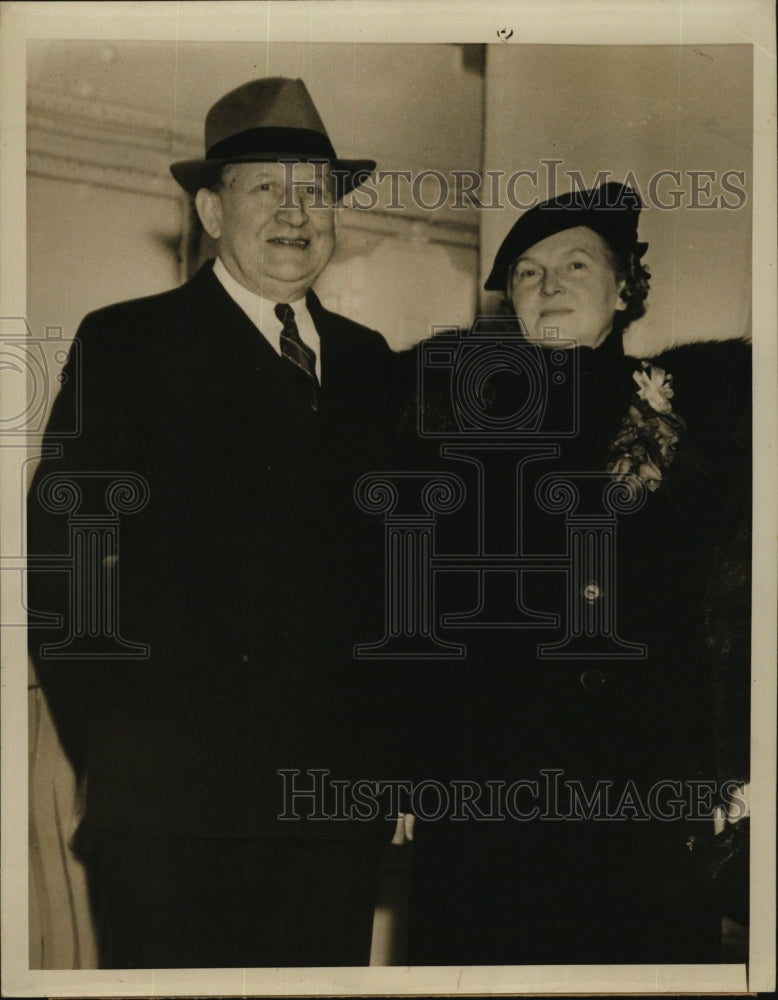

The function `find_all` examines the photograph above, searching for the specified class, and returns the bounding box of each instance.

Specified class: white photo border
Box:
[2,1,775,996]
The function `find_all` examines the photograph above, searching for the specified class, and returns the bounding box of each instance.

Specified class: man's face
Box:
[195,161,337,302]
[508,226,627,349]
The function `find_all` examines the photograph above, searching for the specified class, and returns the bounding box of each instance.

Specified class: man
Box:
[28,77,396,969]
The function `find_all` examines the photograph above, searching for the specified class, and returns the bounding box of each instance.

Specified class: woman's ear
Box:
[615,278,628,312]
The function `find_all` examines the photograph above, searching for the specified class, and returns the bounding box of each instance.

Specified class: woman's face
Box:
[508,226,627,349]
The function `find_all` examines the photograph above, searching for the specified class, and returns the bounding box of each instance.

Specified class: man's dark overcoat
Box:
[28,261,397,841]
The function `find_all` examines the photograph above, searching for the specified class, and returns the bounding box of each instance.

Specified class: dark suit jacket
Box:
[28,261,398,839]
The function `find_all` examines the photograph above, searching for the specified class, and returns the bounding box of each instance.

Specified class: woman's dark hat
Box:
[170,77,376,199]
[485,181,648,291]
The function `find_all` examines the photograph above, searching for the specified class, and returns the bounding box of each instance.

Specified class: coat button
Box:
[579,667,605,692]
[582,581,601,602]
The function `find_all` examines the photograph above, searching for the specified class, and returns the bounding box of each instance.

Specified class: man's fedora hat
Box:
[485,181,648,292]
[170,77,376,199]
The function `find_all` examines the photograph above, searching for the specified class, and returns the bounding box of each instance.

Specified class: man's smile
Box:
[268,237,310,248]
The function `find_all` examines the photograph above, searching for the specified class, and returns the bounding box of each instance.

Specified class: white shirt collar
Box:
[212,257,321,379]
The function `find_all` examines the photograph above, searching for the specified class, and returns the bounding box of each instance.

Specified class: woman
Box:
[404,182,751,965]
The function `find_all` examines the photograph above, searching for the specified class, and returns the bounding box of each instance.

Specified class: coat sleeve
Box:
[655,339,752,786]
[27,310,142,777]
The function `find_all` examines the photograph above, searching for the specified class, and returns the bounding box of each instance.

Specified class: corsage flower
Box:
[606,361,685,495]
[632,363,674,414]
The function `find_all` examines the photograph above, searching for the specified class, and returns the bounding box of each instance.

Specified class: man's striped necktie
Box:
[274,302,319,412]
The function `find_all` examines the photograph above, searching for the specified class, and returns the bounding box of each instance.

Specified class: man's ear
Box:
[615,278,628,312]
[195,188,222,241]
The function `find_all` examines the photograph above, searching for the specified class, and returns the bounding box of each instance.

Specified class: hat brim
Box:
[170,154,376,199]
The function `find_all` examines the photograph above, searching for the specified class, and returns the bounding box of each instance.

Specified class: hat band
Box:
[207,126,337,162]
